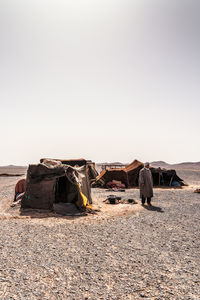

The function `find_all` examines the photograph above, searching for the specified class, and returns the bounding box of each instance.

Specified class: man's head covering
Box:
[144,162,150,167]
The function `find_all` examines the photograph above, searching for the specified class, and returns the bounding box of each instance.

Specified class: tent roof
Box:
[96,160,143,182]
[125,160,144,172]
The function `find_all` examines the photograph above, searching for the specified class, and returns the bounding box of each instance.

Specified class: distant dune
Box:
[150,161,200,170]
[0,166,27,176]
[2,165,27,168]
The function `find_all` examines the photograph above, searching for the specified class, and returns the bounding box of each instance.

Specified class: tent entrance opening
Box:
[55,176,78,204]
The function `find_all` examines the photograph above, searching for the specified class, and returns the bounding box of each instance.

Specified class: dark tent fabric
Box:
[21,159,92,210]
[97,169,128,187]
[150,167,184,186]
[95,160,143,188]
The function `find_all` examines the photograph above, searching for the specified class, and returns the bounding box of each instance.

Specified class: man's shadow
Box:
[142,204,164,213]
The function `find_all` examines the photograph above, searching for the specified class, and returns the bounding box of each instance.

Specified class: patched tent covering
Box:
[94,160,185,188]
[21,159,92,210]
[40,158,98,181]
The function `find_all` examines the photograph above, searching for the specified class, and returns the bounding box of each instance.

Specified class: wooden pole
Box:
[169,174,174,187]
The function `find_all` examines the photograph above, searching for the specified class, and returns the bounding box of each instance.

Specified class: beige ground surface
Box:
[0,166,199,299]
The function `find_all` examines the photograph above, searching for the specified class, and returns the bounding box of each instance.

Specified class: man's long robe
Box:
[139,167,153,198]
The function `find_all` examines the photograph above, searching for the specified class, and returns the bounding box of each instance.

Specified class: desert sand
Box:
[0,166,199,299]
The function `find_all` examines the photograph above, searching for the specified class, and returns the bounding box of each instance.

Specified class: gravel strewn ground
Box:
[0,178,200,299]
[0,177,17,213]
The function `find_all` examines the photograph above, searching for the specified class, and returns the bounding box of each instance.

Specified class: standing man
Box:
[139,162,153,205]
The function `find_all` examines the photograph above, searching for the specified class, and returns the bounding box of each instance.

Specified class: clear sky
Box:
[0,0,200,165]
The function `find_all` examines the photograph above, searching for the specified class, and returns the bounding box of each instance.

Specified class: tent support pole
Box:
[126,172,130,188]
[169,175,174,187]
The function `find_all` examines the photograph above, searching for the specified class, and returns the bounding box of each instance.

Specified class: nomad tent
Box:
[94,160,143,188]
[21,159,92,210]
[94,160,185,188]
[150,167,184,187]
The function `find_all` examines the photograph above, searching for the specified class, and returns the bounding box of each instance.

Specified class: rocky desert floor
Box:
[0,167,199,299]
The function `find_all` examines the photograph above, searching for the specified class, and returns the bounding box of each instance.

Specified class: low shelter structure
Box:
[150,167,185,187]
[94,160,143,188]
[93,160,185,188]
[21,158,92,210]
